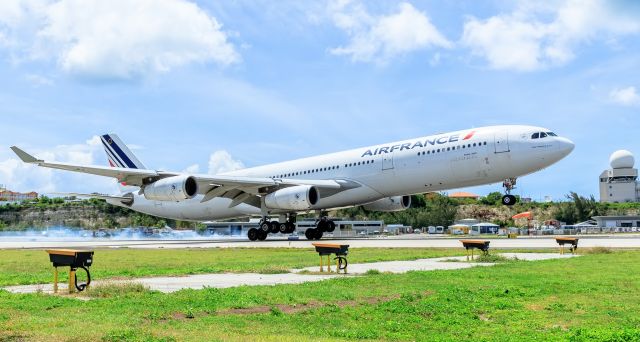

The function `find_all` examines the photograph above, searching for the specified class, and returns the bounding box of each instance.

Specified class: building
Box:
[592,215,640,229]
[448,191,479,200]
[0,185,38,203]
[470,222,499,235]
[599,150,640,203]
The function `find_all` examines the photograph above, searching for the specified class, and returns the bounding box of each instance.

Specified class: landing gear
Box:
[305,216,336,240]
[279,221,295,234]
[251,215,297,241]
[501,178,518,206]
[248,227,268,241]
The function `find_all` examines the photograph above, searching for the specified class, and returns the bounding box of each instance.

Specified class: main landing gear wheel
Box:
[260,221,271,233]
[279,222,288,234]
[270,221,280,234]
[502,194,517,206]
[257,229,268,241]
[305,228,323,240]
[326,220,336,233]
[286,222,295,234]
[248,228,259,241]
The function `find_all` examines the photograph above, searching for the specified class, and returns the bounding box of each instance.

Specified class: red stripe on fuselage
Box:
[463,131,475,140]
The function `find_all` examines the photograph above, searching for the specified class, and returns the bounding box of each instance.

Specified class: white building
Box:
[599,150,640,203]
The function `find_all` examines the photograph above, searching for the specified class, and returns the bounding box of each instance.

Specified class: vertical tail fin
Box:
[100,134,146,169]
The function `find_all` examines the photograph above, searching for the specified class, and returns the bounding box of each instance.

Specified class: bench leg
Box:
[319,256,323,272]
[68,269,75,294]
[327,255,331,273]
[53,267,58,294]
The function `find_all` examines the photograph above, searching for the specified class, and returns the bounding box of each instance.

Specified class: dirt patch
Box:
[216,292,424,316]
[164,292,431,321]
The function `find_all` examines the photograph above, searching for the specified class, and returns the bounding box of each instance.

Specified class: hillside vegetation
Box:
[0,192,639,230]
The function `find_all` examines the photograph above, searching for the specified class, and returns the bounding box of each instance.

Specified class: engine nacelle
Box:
[264,185,319,210]
[363,196,411,212]
[143,175,198,202]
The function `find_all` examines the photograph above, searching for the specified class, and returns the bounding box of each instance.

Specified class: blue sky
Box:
[0,0,639,201]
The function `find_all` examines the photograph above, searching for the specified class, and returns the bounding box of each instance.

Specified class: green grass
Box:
[0,248,465,286]
[1,249,640,341]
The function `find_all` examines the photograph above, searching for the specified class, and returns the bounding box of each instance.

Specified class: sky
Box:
[0,0,639,201]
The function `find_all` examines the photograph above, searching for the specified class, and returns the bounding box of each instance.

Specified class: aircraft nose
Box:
[557,137,575,155]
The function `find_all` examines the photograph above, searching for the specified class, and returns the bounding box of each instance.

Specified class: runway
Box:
[2,235,640,249]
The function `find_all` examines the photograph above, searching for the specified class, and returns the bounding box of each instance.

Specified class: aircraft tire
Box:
[279,223,288,234]
[314,229,323,240]
[305,228,316,240]
[247,228,259,241]
[316,220,328,232]
[270,221,280,233]
[502,195,517,206]
[326,220,336,233]
[257,229,268,241]
[260,221,271,232]
[286,222,296,234]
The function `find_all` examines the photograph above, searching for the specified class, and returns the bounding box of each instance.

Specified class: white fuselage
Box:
[108,125,574,221]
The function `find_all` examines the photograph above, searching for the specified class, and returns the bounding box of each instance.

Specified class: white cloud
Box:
[329,1,451,64]
[0,136,119,195]
[609,86,640,106]
[0,0,239,79]
[462,0,640,71]
[182,164,200,174]
[208,150,244,175]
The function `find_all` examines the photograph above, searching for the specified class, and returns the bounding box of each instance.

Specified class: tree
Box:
[480,192,503,205]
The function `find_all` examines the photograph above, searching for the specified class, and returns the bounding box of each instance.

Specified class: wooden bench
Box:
[555,237,579,254]
[311,243,349,273]
[459,240,490,261]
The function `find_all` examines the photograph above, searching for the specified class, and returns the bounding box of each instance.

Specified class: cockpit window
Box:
[546,132,557,136]
[540,132,548,138]
[531,132,539,139]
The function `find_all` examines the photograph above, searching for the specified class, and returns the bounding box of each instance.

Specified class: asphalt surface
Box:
[3,253,577,294]
[2,234,640,249]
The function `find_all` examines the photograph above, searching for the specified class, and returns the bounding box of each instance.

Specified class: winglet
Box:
[10,146,43,163]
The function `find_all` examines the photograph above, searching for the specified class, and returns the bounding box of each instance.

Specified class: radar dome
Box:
[610,150,635,169]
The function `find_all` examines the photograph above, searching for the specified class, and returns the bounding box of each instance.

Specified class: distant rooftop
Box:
[448,191,479,199]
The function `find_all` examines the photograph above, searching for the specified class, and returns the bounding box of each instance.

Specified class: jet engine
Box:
[363,196,411,212]
[265,185,319,210]
[143,175,198,202]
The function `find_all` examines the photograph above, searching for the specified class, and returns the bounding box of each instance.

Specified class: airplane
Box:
[11,125,574,241]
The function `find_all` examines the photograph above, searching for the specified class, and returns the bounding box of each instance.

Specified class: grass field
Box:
[1,248,640,341]
[0,248,466,286]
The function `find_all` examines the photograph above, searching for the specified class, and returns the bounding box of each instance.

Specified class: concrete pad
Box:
[2,253,579,295]
[296,257,492,274]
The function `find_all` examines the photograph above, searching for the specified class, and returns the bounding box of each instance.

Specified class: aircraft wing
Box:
[11,146,354,206]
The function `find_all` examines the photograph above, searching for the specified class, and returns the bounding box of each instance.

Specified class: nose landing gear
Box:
[501,178,518,206]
